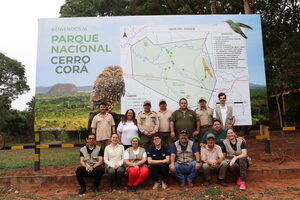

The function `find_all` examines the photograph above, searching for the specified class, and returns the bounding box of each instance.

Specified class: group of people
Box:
[76,92,250,194]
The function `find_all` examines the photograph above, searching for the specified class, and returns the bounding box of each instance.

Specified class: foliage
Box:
[254,0,300,95]
[0,97,35,144]
[0,53,30,142]
[0,52,29,100]
[35,92,121,131]
[60,0,246,16]
[250,88,269,124]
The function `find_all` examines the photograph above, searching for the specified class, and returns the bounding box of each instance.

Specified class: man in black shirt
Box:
[76,133,104,194]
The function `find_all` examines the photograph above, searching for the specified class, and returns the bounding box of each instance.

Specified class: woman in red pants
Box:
[123,136,149,192]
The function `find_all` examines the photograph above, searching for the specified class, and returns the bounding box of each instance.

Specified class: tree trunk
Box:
[243,0,252,14]
[210,0,216,14]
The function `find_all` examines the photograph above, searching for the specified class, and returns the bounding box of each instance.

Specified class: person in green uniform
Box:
[170,98,200,141]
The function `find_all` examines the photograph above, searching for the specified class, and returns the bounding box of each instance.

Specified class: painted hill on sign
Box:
[48,84,78,94]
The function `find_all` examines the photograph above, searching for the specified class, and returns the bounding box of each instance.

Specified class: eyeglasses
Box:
[87,138,96,140]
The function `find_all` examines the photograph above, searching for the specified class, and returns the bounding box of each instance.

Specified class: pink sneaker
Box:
[236,177,242,185]
[239,181,246,190]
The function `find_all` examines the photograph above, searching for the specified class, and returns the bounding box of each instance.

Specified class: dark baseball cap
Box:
[179,130,189,135]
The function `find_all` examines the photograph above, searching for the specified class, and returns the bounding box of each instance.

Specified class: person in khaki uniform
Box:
[91,102,116,150]
[137,100,159,150]
[195,97,213,140]
[157,99,173,147]
[213,93,235,130]
[201,133,228,187]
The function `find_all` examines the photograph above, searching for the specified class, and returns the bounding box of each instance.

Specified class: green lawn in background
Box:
[0,148,79,174]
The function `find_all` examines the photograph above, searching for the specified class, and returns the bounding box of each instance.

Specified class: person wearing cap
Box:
[195,97,214,139]
[123,136,149,192]
[213,93,235,130]
[91,102,116,150]
[170,98,200,141]
[201,133,228,187]
[200,119,227,148]
[137,100,159,150]
[147,133,170,189]
[157,99,173,147]
[170,130,201,187]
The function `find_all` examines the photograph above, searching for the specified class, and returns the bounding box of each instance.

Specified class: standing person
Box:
[170,98,200,141]
[222,129,249,190]
[137,100,159,150]
[91,102,116,150]
[157,99,173,147]
[147,134,170,190]
[214,93,235,130]
[169,130,201,187]
[117,109,139,149]
[201,133,228,187]
[104,133,125,191]
[124,136,149,192]
[75,133,104,194]
[200,119,227,147]
[195,97,214,140]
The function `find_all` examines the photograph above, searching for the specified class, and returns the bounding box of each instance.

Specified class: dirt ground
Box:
[1,133,300,199]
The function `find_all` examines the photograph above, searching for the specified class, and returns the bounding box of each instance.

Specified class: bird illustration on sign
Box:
[90,65,125,111]
[225,19,253,39]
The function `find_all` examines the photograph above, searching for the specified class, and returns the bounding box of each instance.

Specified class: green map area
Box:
[131,37,216,106]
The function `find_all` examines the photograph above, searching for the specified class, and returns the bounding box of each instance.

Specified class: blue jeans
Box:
[172,161,198,182]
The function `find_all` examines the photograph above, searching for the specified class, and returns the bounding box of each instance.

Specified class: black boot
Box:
[78,187,86,194]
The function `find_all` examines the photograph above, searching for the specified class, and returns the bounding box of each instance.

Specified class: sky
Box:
[0,0,65,110]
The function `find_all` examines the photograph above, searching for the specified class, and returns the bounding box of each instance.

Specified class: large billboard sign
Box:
[35,15,266,131]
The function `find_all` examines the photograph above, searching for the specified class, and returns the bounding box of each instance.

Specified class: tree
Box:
[0,52,30,100]
[0,52,30,138]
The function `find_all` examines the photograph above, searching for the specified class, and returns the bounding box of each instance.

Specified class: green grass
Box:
[0,148,79,174]
[18,193,38,199]
[285,187,300,192]
[264,188,279,195]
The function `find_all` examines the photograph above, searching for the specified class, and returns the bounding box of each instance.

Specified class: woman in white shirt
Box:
[123,136,149,192]
[117,109,139,149]
[104,133,125,191]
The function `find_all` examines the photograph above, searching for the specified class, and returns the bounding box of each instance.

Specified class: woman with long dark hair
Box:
[117,109,139,149]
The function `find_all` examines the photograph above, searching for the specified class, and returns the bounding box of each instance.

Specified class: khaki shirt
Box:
[137,111,159,134]
[91,113,115,141]
[195,107,213,126]
[201,144,223,163]
[157,110,173,132]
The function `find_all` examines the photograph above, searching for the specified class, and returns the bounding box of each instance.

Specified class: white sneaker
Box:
[153,181,160,190]
[161,181,167,189]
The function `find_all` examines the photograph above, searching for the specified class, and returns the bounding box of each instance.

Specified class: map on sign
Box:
[121,24,251,125]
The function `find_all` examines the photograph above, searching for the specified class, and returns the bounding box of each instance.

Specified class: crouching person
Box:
[170,130,201,187]
[201,133,228,187]
[76,133,104,194]
[147,133,170,190]
[124,136,149,192]
[104,133,125,191]
[222,129,249,190]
